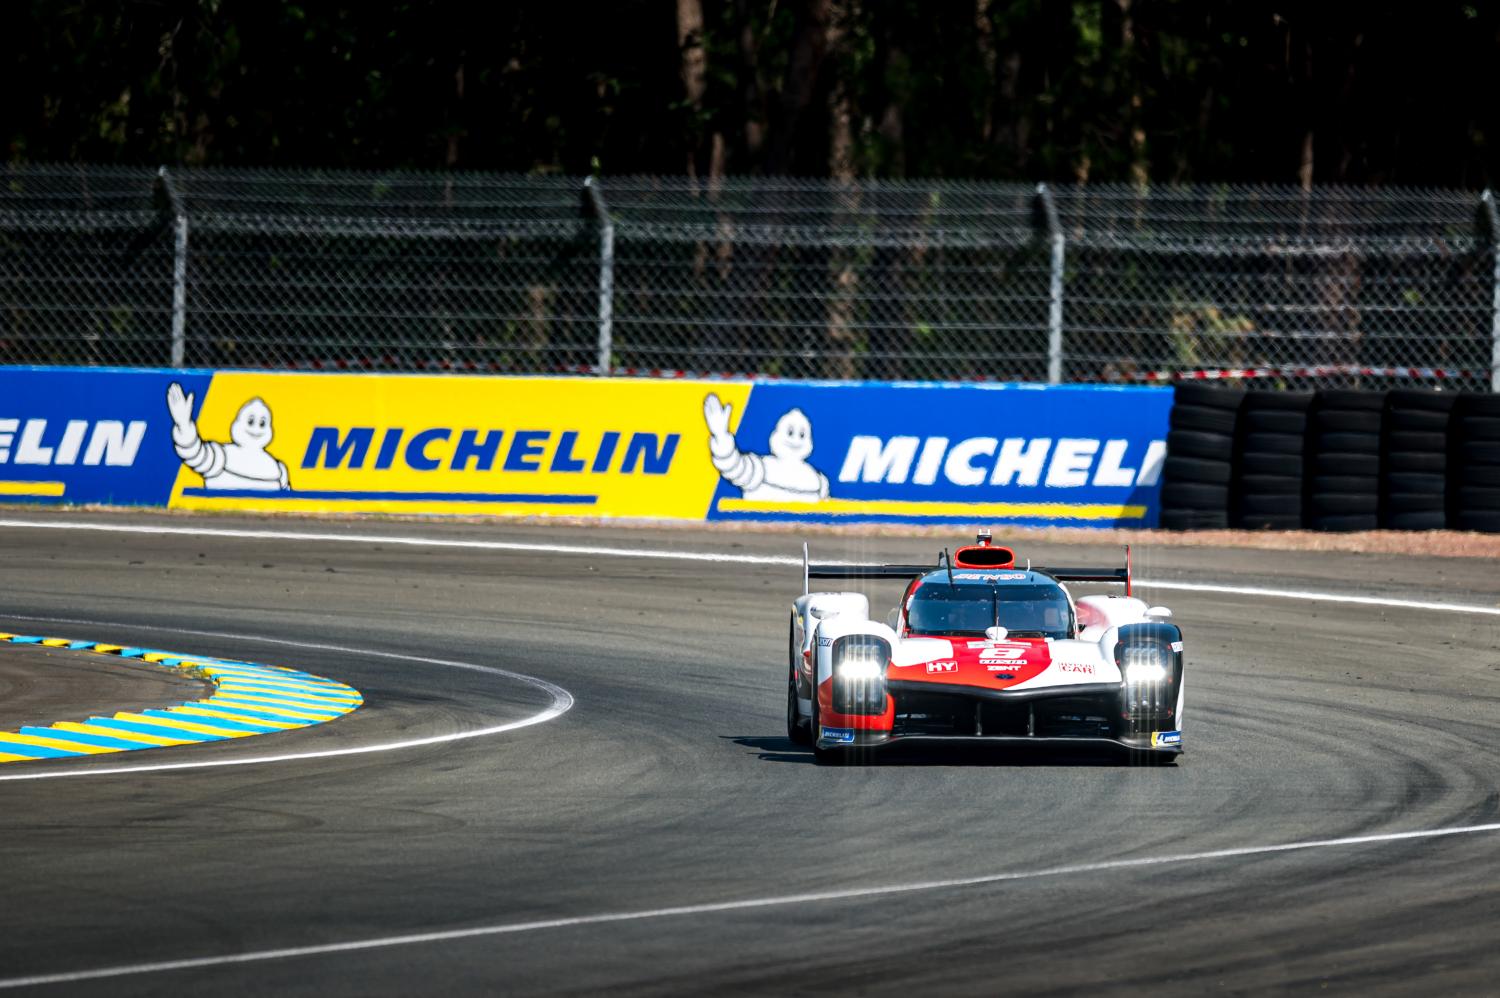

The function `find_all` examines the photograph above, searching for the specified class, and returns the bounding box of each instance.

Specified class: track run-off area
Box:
[1,512,1498,995]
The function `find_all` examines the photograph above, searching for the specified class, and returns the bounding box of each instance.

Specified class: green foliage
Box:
[4,0,1497,186]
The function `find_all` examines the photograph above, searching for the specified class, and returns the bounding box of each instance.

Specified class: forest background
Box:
[7,1,1498,188]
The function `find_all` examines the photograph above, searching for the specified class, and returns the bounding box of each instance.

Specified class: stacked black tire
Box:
[1232,391,1312,529]
[1450,393,1500,533]
[1304,390,1384,532]
[1380,390,1454,531]
[1160,384,1243,530]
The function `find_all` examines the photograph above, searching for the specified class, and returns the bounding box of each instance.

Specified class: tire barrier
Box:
[1381,390,1455,532]
[1451,392,1500,533]
[1160,383,1243,531]
[1162,386,1500,533]
[1305,390,1384,532]
[1232,390,1313,530]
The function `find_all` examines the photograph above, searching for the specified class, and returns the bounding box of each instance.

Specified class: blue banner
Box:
[704,382,1170,526]
[0,367,212,506]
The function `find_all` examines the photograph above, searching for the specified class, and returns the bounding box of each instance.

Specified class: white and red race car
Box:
[785,532,1184,763]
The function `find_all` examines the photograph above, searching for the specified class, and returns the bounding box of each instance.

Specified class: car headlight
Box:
[830,635,889,715]
[835,657,883,681]
[1124,660,1167,683]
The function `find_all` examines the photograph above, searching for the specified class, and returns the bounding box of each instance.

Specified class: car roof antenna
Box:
[942,548,955,586]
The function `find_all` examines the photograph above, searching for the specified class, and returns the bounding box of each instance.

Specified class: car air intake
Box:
[952,544,1016,569]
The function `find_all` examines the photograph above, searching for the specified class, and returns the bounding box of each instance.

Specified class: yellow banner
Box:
[167,374,748,519]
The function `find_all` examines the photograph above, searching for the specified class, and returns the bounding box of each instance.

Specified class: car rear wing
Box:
[803,543,1133,596]
[1034,566,1131,594]
[1036,545,1133,595]
[802,543,939,593]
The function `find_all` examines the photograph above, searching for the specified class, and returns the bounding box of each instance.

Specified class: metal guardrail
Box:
[1,166,1496,390]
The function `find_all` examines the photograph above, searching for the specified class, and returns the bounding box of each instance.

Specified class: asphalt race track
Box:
[2,512,1499,995]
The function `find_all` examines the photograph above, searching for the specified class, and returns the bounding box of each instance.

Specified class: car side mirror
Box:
[886,609,899,629]
[1146,606,1172,619]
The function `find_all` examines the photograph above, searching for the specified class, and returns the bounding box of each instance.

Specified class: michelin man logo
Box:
[704,393,828,502]
[166,382,290,491]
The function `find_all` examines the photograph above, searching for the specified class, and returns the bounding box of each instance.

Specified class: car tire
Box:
[787,676,812,746]
[787,614,812,746]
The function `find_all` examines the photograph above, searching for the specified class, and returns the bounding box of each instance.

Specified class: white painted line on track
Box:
[3,517,1498,616]
[0,615,574,782]
[2,819,1496,990]
[1132,579,1500,617]
[0,518,800,567]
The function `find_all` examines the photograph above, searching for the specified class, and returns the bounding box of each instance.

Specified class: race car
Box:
[784,531,1184,763]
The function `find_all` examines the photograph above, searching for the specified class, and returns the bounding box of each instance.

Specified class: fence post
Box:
[582,177,615,376]
[1484,190,1500,393]
[1035,183,1065,384]
[157,166,190,368]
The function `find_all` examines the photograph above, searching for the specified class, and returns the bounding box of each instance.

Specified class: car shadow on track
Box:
[725,735,1173,768]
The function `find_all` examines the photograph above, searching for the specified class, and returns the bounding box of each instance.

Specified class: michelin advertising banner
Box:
[0,368,1170,526]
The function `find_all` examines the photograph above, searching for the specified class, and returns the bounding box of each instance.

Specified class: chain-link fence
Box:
[2,165,1496,390]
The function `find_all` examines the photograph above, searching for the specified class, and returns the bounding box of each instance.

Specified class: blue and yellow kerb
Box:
[0,632,363,763]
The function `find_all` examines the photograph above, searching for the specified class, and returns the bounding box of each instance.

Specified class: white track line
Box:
[0,616,574,782]
[2,820,1496,990]
[1134,579,1500,617]
[0,518,799,566]
[2,517,1497,616]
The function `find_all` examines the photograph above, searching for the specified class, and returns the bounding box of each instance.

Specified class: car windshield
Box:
[905,583,1072,639]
